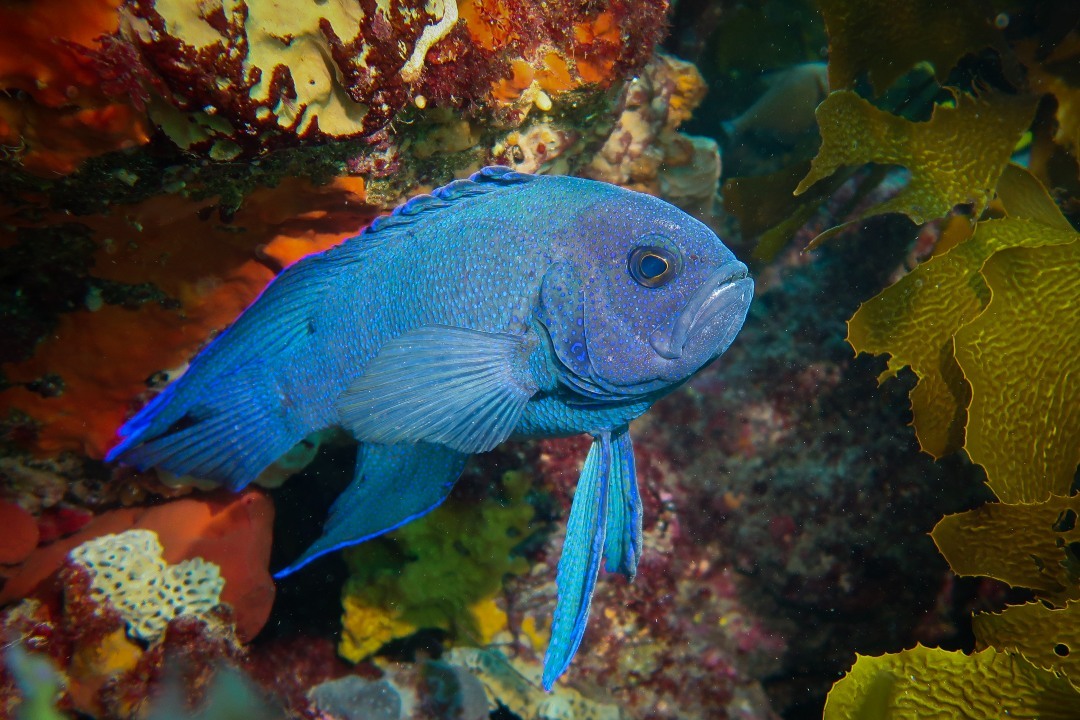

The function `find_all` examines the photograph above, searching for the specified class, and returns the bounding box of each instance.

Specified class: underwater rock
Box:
[0,565,250,719]
[498,451,783,719]
[583,53,720,220]
[446,648,625,720]
[1,0,671,211]
[143,665,287,720]
[0,508,141,607]
[97,614,249,718]
[0,491,275,643]
[0,179,374,459]
[243,635,355,716]
[117,0,668,155]
[132,491,276,643]
[306,658,495,720]
[419,660,488,720]
[310,676,402,720]
[2,643,66,720]
[0,0,150,175]
[70,529,224,643]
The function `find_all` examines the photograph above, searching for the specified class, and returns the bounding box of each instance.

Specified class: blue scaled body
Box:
[107,167,754,689]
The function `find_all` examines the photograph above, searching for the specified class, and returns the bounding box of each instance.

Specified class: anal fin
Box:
[275,442,468,578]
[602,429,642,577]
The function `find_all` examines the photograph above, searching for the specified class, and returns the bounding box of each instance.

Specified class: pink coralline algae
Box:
[490,435,786,719]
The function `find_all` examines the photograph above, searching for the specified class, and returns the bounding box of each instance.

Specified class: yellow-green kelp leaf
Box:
[823,645,1080,720]
[975,602,1080,690]
[996,161,1078,232]
[931,496,1080,603]
[817,0,1003,95]
[954,238,1080,502]
[847,216,1071,458]
[795,90,1036,248]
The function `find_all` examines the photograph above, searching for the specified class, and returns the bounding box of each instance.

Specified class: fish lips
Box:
[649,261,753,368]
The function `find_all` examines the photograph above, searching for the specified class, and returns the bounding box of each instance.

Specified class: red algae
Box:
[0,501,38,565]
[0,178,373,459]
[0,0,150,174]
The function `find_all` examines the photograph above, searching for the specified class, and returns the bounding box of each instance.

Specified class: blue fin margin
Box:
[275,442,469,578]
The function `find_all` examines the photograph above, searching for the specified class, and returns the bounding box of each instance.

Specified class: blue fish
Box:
[107,167,753,689]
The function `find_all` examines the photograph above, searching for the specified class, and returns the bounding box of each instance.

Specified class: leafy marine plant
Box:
[732,1,1080,716]
[825,181,1080,711]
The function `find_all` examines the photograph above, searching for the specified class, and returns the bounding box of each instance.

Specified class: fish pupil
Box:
[640,254,668,278]
[628,245,676,287]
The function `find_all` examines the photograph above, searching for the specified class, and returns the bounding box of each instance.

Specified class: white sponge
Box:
[69,529,225,643]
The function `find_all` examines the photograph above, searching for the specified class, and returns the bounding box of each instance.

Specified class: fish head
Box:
[540,186,754,398]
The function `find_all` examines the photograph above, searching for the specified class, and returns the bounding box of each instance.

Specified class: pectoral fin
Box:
[275,442,468,578]
[337,326,539,454]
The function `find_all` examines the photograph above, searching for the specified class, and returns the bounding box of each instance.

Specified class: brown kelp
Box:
[744,0,1080,714]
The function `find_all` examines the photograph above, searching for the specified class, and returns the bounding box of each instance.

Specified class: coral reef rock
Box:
[310,676,406,720]
[583,53,720,219]
[118,0,669,155]
[448,648,624,720]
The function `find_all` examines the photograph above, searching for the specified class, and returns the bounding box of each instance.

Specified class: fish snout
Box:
[649,261,753,362]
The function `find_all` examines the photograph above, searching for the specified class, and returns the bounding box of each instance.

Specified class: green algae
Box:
[338,471,538,663]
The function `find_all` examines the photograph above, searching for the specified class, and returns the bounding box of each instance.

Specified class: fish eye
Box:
[628,246,677,288]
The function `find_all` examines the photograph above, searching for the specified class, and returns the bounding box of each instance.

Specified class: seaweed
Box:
[791,2,1080,715]
[824,645,1080,719]
[795,90,1036,247]
[953,234,1079,501]
[972,602,1080,686]
[816,0,1005,95]
[846,165,1077,464]
[932,497,1080,604]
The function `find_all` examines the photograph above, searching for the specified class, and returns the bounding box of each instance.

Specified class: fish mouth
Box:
[649,261,753,360]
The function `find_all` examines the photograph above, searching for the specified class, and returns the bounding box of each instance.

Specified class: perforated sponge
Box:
[69,529,225,643]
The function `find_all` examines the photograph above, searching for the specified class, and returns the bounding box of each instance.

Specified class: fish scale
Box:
[107,166,753,689]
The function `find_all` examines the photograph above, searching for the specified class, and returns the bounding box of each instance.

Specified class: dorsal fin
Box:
[365,166,536,236]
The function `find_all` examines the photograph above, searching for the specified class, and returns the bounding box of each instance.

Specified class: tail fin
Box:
[107,363,300,491]
[107,243,348,490]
